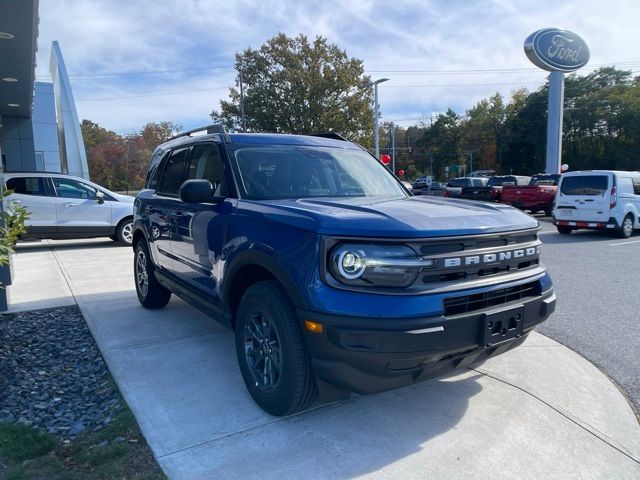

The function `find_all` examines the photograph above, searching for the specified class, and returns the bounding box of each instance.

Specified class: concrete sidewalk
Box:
[8,239,640,479]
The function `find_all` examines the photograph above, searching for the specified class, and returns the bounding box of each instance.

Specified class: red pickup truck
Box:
[501,174,561,215]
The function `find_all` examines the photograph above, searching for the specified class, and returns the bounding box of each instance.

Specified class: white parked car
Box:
[2,172,135,245]
[553,170,640,238]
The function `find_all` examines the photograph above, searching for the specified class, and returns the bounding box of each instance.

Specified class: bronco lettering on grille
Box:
[442,245,542,268]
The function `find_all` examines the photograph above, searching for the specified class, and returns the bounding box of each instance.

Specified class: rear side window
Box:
[560,175,609,195]
[145,151,169,189]
[633,178,640,195]
[6,177,47,196]
[156,147,190,196]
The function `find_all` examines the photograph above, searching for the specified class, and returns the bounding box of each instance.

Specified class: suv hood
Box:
[242,196,538,237]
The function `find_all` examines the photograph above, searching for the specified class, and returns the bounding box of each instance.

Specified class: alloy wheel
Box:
[122,222,134,244]
[623,217,633,237]
[136,250,149,297]
[244,310,283,392]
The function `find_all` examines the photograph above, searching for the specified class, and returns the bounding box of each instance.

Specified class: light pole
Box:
[367,78,389,158]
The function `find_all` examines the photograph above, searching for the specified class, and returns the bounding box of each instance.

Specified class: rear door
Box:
[4,176,58,234]
[556,173,611,222]
[52,177,113,236]
[152,146,191,271]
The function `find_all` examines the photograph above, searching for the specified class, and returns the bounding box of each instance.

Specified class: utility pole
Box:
[239,67,246,132]
[390,124,396,174]
[368,78,389,158]
[125,140,132,195]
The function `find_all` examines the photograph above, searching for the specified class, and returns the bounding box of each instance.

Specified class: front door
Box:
[170,142,232,300]
[51,177,113,236]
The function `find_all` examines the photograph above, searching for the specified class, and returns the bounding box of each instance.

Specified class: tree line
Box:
[81,33,640,188]
[80,120,182,192]
[376,67,640,180]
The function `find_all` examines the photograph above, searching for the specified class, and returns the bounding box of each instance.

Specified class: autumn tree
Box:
[212,33,373,145]
[81,120,182,191]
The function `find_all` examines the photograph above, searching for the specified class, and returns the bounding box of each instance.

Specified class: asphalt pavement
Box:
[536,217,640,413]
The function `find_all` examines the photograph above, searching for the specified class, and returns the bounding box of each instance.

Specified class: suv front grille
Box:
[443,281,541,316]
[408,230,542,287]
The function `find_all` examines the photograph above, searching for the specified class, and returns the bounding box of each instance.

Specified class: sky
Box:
[35,0,640,135]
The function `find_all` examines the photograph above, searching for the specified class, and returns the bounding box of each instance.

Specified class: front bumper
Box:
[299,288,556,394]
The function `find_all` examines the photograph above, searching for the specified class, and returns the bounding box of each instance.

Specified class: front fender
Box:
[221,245,309,310]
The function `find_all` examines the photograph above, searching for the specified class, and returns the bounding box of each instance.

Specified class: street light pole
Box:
[368,78,389,158]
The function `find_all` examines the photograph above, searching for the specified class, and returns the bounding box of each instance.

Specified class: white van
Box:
[553,170,640,238]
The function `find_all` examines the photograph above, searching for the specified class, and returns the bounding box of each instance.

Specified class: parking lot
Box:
[7,218,640,479]
[536,217,640,412]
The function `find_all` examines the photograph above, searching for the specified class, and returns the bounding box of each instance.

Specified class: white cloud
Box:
[35,0,640,132]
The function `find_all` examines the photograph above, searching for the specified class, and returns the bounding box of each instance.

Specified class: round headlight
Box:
[337,250,365,279]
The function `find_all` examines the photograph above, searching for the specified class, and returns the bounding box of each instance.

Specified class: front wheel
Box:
[618,215,634,239]
[235,280,317,416]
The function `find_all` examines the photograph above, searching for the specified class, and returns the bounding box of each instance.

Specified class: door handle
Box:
[584,199,594,202]
[62,202,76,207]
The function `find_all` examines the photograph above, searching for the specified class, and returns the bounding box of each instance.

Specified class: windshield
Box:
[488,176,516,186]
[560,175,609,195]
[231,145,407,199]
[530,174,561,186]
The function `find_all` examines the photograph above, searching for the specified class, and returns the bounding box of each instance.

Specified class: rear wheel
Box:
[115,218,134,245]
[235,280,317,416]
[618,215,634,239]
[557,226,573,235]
[134,241,171,309]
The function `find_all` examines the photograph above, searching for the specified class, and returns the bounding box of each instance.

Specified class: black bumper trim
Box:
[298,289,555,394]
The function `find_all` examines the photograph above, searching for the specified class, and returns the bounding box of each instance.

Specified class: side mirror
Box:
[95,191,105,204]
[179,179,224,204]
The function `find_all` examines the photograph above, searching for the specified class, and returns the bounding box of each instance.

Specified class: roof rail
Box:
[169,124,229,142]
[311,132,348,142]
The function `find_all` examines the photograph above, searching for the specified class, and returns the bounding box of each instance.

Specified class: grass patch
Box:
[0,408,165,480]
[0,423,55,461]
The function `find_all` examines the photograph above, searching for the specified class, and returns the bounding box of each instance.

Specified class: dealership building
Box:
[0,0,88,179]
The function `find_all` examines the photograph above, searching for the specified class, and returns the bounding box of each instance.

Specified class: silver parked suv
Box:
[1,172,135,245]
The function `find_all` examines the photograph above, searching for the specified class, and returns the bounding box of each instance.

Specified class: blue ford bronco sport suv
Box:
[132,125,556,416]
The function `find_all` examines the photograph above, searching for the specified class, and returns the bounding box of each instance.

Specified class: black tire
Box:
[235,280,317,416]
[115,217,134,245]
[618,214,634,239]
[134,241,171,309]
[557,226,573,235]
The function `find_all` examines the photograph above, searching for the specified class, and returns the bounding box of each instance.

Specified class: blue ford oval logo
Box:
[524,28,590,72]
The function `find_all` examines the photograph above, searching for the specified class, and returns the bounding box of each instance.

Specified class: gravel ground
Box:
[0,306,122,440]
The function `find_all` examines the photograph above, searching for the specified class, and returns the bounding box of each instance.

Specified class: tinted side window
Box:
[145,151,169,189]
[187,144,227,196]
[53,178,97,199]
[156,147,190,196]
[633,178,640,195]
[560,176,609,196]
[6,177,47,196]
